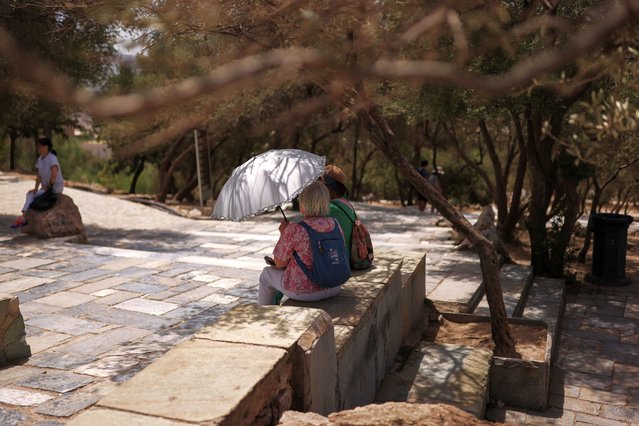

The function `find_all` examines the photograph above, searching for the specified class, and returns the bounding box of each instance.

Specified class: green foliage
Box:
[419,84,468,121]
[442,166,492,207]
[0,2,116,165]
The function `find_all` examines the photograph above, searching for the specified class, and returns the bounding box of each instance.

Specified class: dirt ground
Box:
[424,319,547,361]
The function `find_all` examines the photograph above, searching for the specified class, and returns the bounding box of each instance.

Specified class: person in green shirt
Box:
[321,164,357,264]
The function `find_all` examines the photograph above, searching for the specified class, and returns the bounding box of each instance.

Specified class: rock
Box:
[452,206,512,263]
[454,206,498,249]
[279,410,328,425]
[24,194,85,240]
[278,402,503,425]
[0,294,31,365]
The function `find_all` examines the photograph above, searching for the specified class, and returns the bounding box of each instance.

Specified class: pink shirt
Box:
[273,216,344,294]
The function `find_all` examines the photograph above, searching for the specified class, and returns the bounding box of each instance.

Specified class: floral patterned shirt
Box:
[273,216,344,294]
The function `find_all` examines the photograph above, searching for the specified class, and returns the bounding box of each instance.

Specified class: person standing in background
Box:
[416,159,430,212]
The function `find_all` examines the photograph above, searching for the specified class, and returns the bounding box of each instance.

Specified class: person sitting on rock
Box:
[11,137,64,228]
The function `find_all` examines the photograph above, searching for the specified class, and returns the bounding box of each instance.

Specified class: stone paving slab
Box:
[427,273,483,313]
[0,388,54,406]
[473,263,533,317]
[62,302,179,330]
[0,406,27,425]
[34,393,101,418]
[28,352,98,370]
[53,327,152,357]
[0,257,56,270]
[2,277,53,293]
[34,292,97,308]
[407,342,491,419]
[113,298,178,316]
[25,315,108,336]
[16,371,94,393]
[0,366,43,387]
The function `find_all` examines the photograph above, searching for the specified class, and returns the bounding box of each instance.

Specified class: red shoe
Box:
[10,217,27,229]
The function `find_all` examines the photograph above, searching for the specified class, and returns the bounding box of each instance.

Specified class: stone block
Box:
[438,312,553,413]
[334,322,377,410]
[408,342,492,419]
[98,339,292,425]
[405,253,427,340]
[24,193,85,239]
[376,250,426,343]
[371,265,403,385]
[196,304,337,415]
[0,294,31,365]
[284,295,372,327]
[283,253,405,411]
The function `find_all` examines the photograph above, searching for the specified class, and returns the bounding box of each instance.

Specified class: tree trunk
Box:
[479,120,508,231]
[129,157,146,194]
[578,183,601,263]
[174,174,198,202]
[9,129,17,171]
[500,111,528,243]
[549,177,580,277]
[359,104,518,358]
[351,118,360,199]
[157,138,187,202]
[524,103,554,275]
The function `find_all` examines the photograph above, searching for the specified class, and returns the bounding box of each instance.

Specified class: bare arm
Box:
[33,174,41,193]
[49,165,59,188]
[273,220,291,268]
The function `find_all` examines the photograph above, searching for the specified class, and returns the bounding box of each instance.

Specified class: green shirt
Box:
[329,198,355,263]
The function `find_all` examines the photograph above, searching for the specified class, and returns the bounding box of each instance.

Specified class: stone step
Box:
[472,264,534,317]
[426,251,483,313]
[375,342,492,419]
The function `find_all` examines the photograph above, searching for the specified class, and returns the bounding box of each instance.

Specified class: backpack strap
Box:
[331,200,357,224]
[293,222,313,278]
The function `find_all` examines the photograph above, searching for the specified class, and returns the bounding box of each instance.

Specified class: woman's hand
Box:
[278,220,289,234]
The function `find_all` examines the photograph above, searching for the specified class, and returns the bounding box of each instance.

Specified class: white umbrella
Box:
[212,149,326,221]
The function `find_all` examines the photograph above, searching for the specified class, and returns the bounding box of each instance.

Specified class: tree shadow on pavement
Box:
[82,224,200,253]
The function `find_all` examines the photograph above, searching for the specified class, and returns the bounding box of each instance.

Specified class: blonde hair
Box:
[298,181,330,217]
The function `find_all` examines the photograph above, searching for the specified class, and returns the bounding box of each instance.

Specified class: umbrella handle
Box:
[278,206,289,222]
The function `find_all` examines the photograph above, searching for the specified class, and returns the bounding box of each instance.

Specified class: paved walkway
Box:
[489,280,639,426]
[1,172,638,425]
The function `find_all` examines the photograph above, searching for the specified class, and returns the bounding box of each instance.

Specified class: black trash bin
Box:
[589,213,634,285]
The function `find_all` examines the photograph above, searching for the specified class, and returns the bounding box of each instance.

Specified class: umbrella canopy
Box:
[212,149,326,221]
